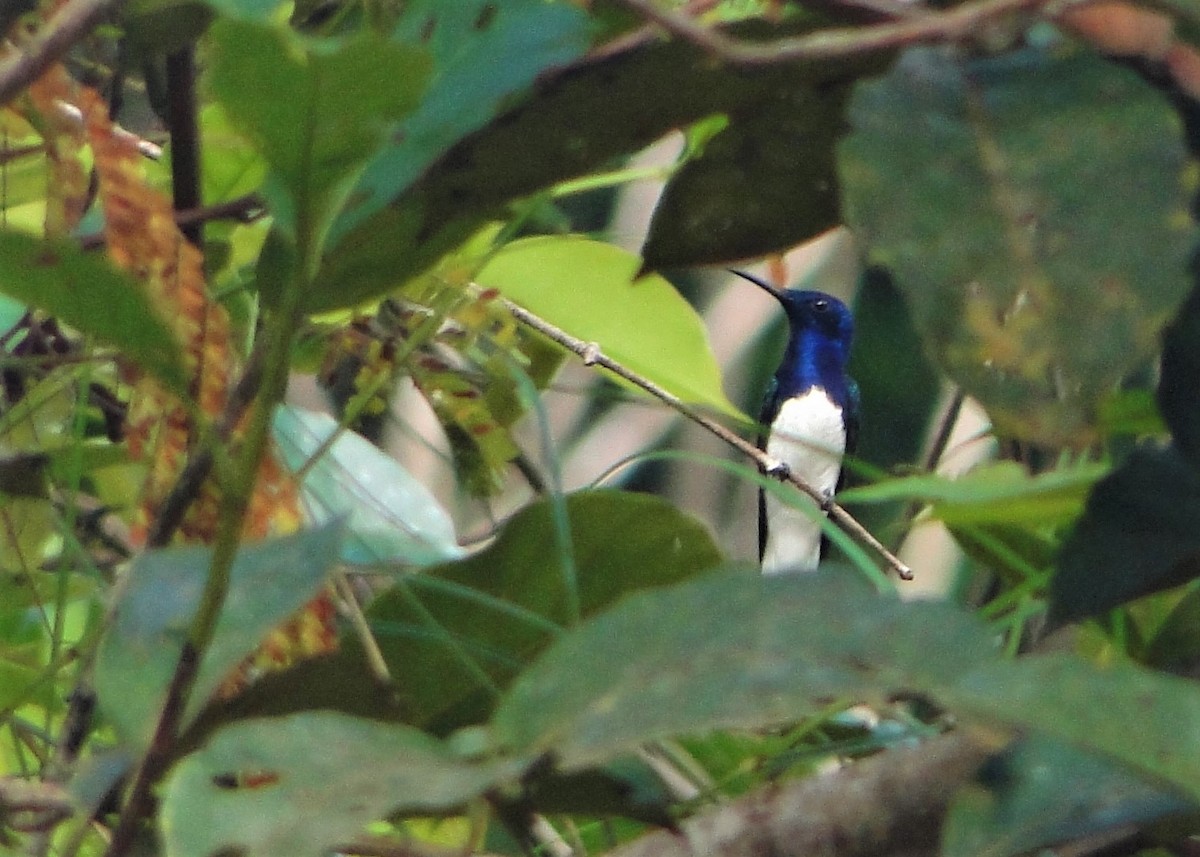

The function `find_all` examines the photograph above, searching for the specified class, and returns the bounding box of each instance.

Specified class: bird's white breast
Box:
[761,389,846,575]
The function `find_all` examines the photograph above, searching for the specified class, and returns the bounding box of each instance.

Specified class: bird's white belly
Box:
[762,390,846,575]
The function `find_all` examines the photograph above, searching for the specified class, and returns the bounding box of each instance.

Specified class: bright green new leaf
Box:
[943,654,1200,805]
[272,405,465,566]
[839,460,1108,526]
[333,0,592,240]
[491,570,996,769]
[94,523,343,749]
[160,712,530,857]
[208,20,430,258]
[0,232,187,396]
[361,489,724,731]
[479,236,745,419]
[840,44,1197,446]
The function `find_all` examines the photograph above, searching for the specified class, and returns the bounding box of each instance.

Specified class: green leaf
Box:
[121,0,214,57]
[1159,283,1200,468]
[479,236,745,419]
[843,268,943,535]
[0,231,187,396]
[272,405,465,566]
[94,523,343,749]
[849,268,942,472]
[199,0,284,20]
[1050,445,1200,624]
[1144,584,1200,671]
[0,295,23,337]
[943,654,1200,804]
[839,460,1106,526]
[362,489,723,731]
[312,16,879,311]
[839,45,1197,446]
[207,20,431,260]
[491,570,996,770]
[942,735,1192,857]
[333,0,592,240]
[641,83,847,267]
[160,712,530,857]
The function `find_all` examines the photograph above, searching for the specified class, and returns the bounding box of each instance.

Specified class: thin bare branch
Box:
[0,0,125,107]
[79,193,266,251]
[616,0,1088,65]
[502,298,914,580]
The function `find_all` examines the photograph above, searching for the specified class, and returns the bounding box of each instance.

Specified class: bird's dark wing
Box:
[837,377,861,494]
[756,378,780,561]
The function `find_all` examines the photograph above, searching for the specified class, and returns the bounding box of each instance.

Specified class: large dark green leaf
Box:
[161,712,530,857]
[93,523,343,749]
[1144,583,1200,671]
[840,45,1197,446]
[1050,444,1200,624]
[942,735,1192,857]
[943,654,1200,804]
[361,489,724,731]
[491,570,997,769]
[640,82,847,267]
[849,268,942,473]
[311,17,882,311]
[0,231,187,396]
[121,0,213,58]
[1159,282,1200,469]
[208,20,430,261]
[332,0,592,240]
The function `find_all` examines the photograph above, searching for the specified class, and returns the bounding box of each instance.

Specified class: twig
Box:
[79,193,266,251]
[587,0,724,62]
[920,388,967,476]
[890,387,967,552]
[333,573,393,686]
[52,101,162,160]
[502,299,913,580]
[101,643,200,857]
[616,0,1083,65]
[0,777,73,832]
[0,0,125,107]
[145,342,265,548]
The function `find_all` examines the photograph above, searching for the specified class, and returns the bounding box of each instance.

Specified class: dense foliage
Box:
[1,1,1200,856]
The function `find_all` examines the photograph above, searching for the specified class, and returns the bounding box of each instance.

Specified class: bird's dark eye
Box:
[813,299,829,312]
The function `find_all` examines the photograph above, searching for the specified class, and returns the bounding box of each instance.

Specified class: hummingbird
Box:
[733,270,858,574]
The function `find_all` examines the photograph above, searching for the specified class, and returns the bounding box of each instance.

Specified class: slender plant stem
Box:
[165,45,203,247]
[889,387,967,552]
[617,0,1090,65]
[103,190,310,857]
[502,299,913,580]
[79,194,266,251]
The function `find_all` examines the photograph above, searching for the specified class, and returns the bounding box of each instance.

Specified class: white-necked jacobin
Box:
[733,270,858,574]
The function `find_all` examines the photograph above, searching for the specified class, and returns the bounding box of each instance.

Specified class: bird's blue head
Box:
[732,270,855,402]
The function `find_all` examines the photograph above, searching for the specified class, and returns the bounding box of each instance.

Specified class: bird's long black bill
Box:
[728,268,785,302]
